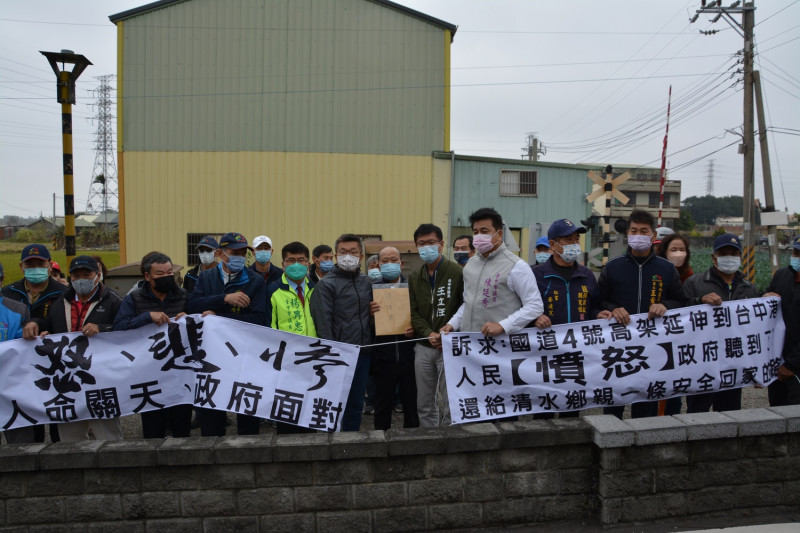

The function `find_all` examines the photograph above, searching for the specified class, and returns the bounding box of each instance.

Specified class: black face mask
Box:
[153,275,177,294]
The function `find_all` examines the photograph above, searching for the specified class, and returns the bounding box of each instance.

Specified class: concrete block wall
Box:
[587,405,800,526]
[0,406,798,531]
[0,419,596,532]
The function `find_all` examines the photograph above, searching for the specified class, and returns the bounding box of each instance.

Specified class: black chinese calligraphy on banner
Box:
[442,298,785,424]
[0,315,358,432]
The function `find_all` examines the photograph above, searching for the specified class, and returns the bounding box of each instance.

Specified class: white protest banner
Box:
[442,298,785,424]
[0,315,359,432]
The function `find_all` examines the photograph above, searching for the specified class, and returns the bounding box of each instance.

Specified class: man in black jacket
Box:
[683,233,761,412]
[371,246,418,431]
[24,256,123,442]
[766,236,800,406]
[4,244,66,326]
[183,236,218,294]
[596,210,685,418]
[114,252,191,438]
[3,244,67,443]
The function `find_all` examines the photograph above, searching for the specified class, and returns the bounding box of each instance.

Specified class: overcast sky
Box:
[2,0,798,220]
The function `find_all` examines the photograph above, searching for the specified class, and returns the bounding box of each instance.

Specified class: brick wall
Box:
[1,406,798,531]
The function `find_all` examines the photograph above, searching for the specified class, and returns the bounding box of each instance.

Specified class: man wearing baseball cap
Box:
[531,218,599,419]
[188,232,267,436]
[183,235,219,294]
[765,235,800,406]
[3,244,68,443]
[24,255,124,442]
[49,261,68,286]
[2,244,66,326]
[533,236,552,265]
[683,233,761,413]
[250,235,284,287]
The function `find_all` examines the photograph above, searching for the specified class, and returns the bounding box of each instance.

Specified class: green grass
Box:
[1,248,120,286]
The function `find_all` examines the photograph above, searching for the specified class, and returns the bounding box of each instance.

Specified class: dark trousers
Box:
[686,389,741,413]
[141,405,193,439]
[199,408,261,436]
[604,400,659,419]
[768,377,800,407]
[341,351,371,432]
[663,396,683,416]
[32,424,60,443]
[373,358,418,431]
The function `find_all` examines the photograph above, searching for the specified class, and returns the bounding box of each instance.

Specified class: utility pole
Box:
[691,0,757,282]
[742,3,756,283]
[522,133,545,162]
[41,50,92,267]
[753,70,787,274]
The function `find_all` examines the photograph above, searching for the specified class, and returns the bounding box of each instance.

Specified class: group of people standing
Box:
[1,206,798,443]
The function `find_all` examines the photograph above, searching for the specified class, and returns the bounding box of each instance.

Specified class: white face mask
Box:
[667,251,686,268]
[337,254,361,272]
[198,251,216,265]
[716,255,741,274]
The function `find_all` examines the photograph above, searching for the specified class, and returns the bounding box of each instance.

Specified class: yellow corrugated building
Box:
[110,0,456,266]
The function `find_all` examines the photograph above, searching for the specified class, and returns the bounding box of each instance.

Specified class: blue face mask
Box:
[790,256,800,271]
[454,251,470,265]
[24,267,50,284]
[368,268,383,282]
[535,252,551,264]
[380,263,402,281]
[255,250,271,264]
[224,253,246,273]
[319,260,334,272]
[418,245,440,264]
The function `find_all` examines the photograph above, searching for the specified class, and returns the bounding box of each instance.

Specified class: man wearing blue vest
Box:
[188,232,267,436]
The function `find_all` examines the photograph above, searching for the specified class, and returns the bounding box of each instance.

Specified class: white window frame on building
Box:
[499,169,538,197]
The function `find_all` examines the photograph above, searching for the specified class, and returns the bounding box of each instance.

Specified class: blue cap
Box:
[793,236,800,251]
[218,232,252,250]
[548,219,587,241]
[535,236,550,249]
[197,236,219,250]
[69,255,99,273]
[20,244,51,262]
[713,233,742,252]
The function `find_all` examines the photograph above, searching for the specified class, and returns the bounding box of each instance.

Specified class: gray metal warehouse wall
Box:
[1,406,798,531]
